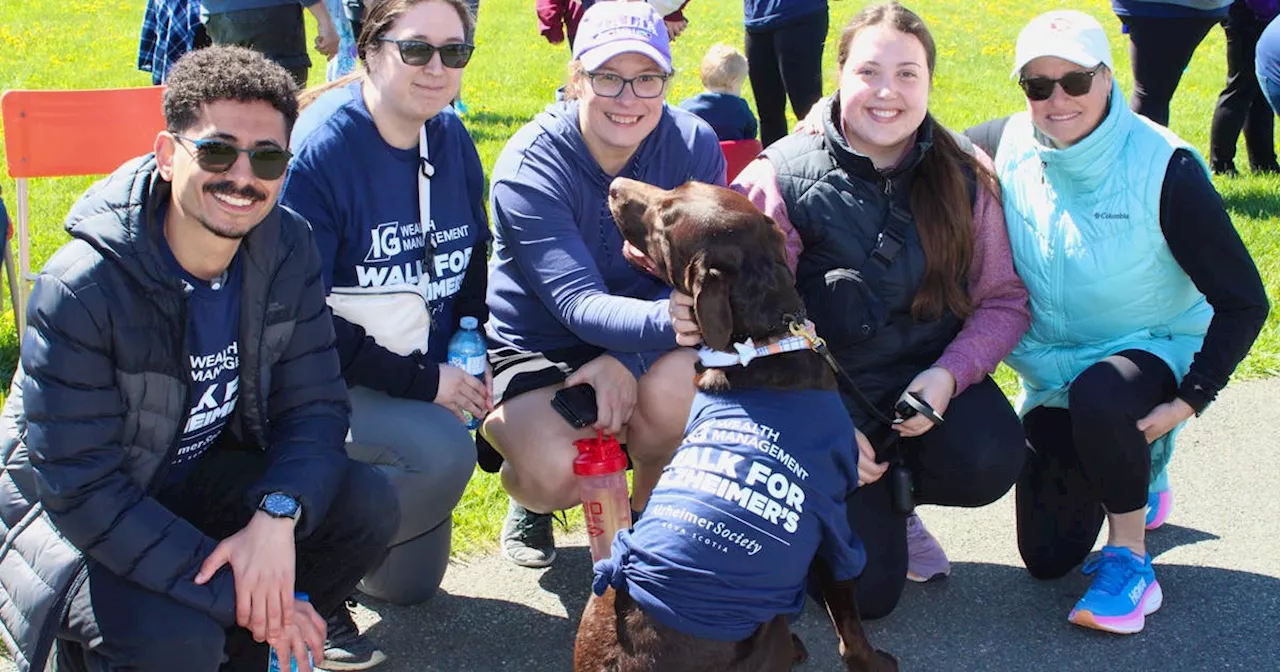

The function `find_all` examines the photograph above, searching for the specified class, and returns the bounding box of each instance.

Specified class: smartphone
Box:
[551,383,598,429]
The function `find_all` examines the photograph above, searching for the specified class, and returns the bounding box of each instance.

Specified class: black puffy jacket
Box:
[0,156,350,671]
[761,99,969,429]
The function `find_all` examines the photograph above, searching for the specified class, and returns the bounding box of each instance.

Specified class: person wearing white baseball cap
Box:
[481,0,726,568]
[964,8,1270,636]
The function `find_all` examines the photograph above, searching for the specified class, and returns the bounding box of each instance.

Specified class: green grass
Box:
[1,0,1276,557]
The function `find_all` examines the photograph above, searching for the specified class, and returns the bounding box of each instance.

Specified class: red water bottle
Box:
[573,431,631,563]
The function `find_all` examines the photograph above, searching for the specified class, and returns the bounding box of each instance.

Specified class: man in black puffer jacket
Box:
[0,46,398,672]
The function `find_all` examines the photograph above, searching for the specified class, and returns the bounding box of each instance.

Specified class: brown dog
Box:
[572,178,897,672]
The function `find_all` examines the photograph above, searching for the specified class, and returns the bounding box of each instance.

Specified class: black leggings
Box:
[846,376,1026,619]
[1016,350,1176,581]
[1121,15,1221,127]
[745,10,829,147]
[1210,1,1277,170]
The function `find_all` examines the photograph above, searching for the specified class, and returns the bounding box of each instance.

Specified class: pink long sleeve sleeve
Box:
[731,158,804,274]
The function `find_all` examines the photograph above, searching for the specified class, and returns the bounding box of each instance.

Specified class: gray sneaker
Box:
[501,498,557,568]
[318,599,387,671]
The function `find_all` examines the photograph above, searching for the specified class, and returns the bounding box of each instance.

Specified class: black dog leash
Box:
[788,319,917,514]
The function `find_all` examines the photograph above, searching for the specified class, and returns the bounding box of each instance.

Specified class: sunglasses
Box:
[171,134,291,180]
[377,37,475,68]
[1018,65,1103,101]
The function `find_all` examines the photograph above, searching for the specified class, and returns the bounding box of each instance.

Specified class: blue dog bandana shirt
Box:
[593,388,865,641]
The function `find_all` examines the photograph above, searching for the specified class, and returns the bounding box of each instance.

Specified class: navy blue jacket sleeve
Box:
[23,273,238,627]
[247,228,354,536]
[1159,150,1270,411]
[282,163,444,402]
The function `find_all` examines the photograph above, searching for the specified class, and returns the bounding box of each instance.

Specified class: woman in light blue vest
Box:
[966,10,1269,635]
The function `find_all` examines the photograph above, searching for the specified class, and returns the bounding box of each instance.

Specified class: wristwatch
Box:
[258,492,302,521]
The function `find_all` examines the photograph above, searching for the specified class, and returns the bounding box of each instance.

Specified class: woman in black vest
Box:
[728,1,1031,618]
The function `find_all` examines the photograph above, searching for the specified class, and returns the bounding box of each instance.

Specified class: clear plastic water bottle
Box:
[268,592,313,672]
[447,316,487,430]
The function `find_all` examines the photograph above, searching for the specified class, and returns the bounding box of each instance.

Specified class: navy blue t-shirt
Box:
[678,92,758,142]
[283,81,489,359]
[159,229,242,487]
[593,389,865,641]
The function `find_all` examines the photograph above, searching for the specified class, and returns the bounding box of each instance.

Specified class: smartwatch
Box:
[258,492,302,521]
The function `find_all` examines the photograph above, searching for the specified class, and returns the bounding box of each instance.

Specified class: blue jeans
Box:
[1260,70,1280,116]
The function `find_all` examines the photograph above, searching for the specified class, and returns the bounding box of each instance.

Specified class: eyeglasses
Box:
[377,37,475,68]
[171,134,291,180]
[1018,65,1103,101]
[586,72,670,99]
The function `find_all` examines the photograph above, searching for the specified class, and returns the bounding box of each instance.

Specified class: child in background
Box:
[678,43,758,141]
[324,0,358,80]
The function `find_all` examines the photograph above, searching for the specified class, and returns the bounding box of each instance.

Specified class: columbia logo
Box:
[1095,212,1129,220]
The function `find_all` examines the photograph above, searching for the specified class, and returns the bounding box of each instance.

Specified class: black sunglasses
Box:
[377,37,475,68]
[1018,65,1103,101]
[171,134,291,180]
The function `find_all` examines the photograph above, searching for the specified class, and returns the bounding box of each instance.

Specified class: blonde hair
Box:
[699,43,748,94]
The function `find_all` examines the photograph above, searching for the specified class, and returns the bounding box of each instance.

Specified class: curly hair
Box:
[163,45,299,136]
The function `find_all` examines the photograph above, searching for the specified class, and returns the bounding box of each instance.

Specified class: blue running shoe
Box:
[1146,488,1173,530]
[1068,546,1162,634]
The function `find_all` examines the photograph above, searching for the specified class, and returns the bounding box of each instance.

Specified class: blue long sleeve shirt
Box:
[485,101,726,377]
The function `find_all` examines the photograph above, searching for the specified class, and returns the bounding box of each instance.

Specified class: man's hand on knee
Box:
[196,511,298,643]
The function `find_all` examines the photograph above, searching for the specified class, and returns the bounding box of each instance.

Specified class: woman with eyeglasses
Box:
[279,0,486,666]
[480,1,724,569]
[964,10,1268,634]
[734,1,1031,619]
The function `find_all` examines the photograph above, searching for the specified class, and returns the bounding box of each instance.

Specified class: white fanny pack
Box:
[326,124,435,357]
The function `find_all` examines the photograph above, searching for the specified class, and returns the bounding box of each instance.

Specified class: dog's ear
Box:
[687,251,734,351]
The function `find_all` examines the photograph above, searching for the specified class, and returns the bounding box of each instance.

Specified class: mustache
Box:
[204,181,268,202]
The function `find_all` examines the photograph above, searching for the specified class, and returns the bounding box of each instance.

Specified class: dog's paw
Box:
[842,648,898,672]
[790,633,809,666]
[872,650,899,672]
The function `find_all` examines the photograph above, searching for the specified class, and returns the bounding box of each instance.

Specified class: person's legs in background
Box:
[203,4,311,87]
[771,9,829,137]
[1122,15,1220,126]
[1210,2,1278,175]
[746,27,788,147]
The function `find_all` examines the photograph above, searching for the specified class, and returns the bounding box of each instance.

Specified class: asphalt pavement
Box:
[350,377,1280,671]
[8,378,1278,671]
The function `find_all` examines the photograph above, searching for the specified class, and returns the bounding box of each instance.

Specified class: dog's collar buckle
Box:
[787,318,826,351]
